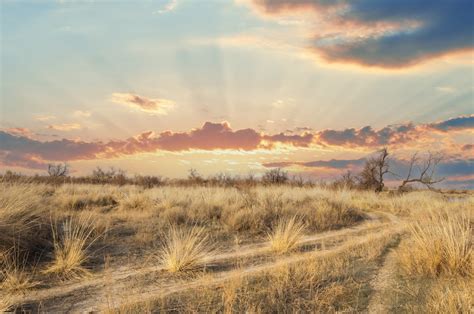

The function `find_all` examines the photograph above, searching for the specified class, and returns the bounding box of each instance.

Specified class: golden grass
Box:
[268,216,306,254]
[0,296,13,313]
[158,226,213,273]
[136,230,398,313]
[118,192,154,211]
[44,214,99,280]
[397,209,472,277]
[0,249,38,294]
[0,184,50,256]
[1,182,472,312]
[424,280,472,313]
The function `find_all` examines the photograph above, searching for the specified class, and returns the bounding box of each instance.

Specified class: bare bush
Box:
[262,168,289,184]
[47,163,69,177]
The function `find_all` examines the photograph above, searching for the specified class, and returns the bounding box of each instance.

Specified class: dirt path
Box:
[99,229,403,313]
[367,245,400,314]
[11,213,400,312]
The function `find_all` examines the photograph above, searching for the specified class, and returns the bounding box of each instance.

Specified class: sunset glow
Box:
[1,0,473,188]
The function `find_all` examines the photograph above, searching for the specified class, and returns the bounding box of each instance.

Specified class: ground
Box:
[1,183,472,313]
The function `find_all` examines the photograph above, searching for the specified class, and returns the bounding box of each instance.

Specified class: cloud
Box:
[250,0,474,68]
[427,115,474,132]
[35,114,56,122]
[316,123,418,147]
[110,93,174,115]
[263,158,365,170]
[153,0,177,14]
[1,116,473,170]
[436,86,456,94]
[73,110,91,118]
[0,122,296,166]
[2,127,34,138]
[263,132,314,147]
[0,151,49,170]
[47,123,82,131]
[152,122,262,151]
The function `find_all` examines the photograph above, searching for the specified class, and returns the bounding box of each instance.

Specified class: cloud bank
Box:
[1,116,473,169]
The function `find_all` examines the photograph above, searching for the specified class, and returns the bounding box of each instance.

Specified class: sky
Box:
[1,0,473,188]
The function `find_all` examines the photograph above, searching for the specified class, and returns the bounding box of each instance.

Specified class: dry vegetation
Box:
[0,181,472,313]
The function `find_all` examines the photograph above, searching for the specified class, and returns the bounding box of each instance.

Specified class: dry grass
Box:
[397,209,472,277]
[44,214,99,280]
[388,204,473,312]
[268,216,306,254]
[158,226,213,273]
[142,230,398,313]
[0,249,38,294]
[0,184,51,257]
[118,192,154,211]
[1,182,472,312]
[0,296,13,313]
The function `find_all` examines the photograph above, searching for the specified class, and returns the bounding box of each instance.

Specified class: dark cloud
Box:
[316,123,417,147]
[427,115,474,132]
[263,158,365,169]
[253,0,474,67]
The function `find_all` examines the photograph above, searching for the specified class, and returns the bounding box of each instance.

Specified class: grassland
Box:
[0,182,472,313]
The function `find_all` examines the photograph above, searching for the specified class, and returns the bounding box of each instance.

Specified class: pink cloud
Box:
[1,117,473,170]
[110,93,174,115]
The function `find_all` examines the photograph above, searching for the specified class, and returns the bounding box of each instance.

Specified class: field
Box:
[0,182,472,313]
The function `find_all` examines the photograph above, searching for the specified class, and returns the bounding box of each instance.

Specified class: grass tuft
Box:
[268,216,306,254]
[159,226,212,273]
[44,214,99,280]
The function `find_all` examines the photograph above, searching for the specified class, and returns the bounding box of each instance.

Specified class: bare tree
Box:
[358,148,390,192]
[47,163,69,177]
[398,152,444,192]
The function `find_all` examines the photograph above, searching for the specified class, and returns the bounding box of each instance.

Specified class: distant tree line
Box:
[1,148,445,192]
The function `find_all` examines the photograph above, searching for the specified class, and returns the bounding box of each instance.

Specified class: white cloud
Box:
[153,0,177,14]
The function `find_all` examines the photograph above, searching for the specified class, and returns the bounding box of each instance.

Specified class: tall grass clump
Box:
[158,226,212,273]
[44,214,99,280]
[268,216,306,254]
[0,184,51,258]
[397,209,472,277]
